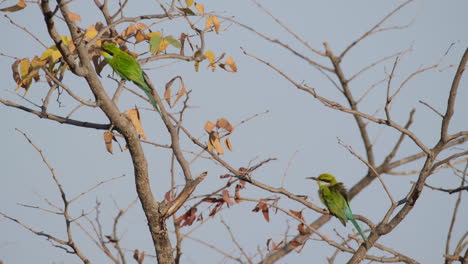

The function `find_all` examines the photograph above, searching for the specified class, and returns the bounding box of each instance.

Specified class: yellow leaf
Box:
[124,109,147,140]
[103,131,115,154]
[212,16,220,34]
[225,138,233,152]
[216,118,234,133]
[204,121,216,133]
[68,11,81,22]
[204,16,213,31]
[19,58,30,79]
[40,47,63,63]
[0,0,26,12]
[204,50,216,72]
[195,3,204,15]
[209,131,224,155]
[207,138,214,152]
[85,25,98,39]
[147,31,162,38]
[185,0,194,7]
[220,56,237,73]
[194,61,200,72]
[157,39,170,54]
[61,36,75,52]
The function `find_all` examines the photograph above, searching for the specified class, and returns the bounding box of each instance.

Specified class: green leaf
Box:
[164,36,181,49]
[177,7,195,16]
[150,34,162,54]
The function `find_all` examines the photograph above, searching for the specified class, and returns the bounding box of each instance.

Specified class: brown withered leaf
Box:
[135,30,147,43]
[133,249,140,261]
[219,174,231,179]
[122,24,137,37]
[164,187,177,202]
[103,131,115,154]
[252,199,269,222]
[138,251,145,264]
[68,11,81,22]
[219,56,237,73]
[209,131,224,155]
[234,184,242,203]
[11,59,21,84]
[208,201,224,217]
[221,189,234,206]
[0,0,26,12]
[136,22,147,30]
[204,121,216,133]
[297,223,309,235]
[175,207,197,227]
[289,240,302,247]
[216,118,233,133]
[289,210,304,220]
[224,138,233,152]
[164,76,186,108]
[202,197,220,203]
[124,109,147,140]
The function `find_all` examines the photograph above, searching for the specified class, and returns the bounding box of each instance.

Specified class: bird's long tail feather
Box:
[142,89,163,118]
[345,207,368,242]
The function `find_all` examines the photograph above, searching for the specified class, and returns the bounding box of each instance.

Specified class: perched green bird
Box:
[100,43,162,116]
[307,173,368,242]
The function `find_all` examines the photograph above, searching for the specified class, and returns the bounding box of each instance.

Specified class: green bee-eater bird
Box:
[99,43,163,117]
[307,173,368,242]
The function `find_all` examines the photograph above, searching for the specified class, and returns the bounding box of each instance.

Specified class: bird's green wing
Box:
[319,184,349,226]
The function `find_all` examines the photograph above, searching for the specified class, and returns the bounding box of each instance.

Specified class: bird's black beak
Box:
[306,176,319,181]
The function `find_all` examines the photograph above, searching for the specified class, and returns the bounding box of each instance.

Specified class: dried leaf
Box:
[177,7,195,16]
[164,76,186,108]
[234,184,242,203]
[103,131,115,154]
[122,24,137,37]
[195,3,204,15]
[252,199,269,222]
[209,131,224,155]
[297,223,309,235]
[85,25,98,39]
[224,138,233,152]
[212,16,220,34]
[11,59,21,84]
[68,11,81,22]
[289,240,301,247]
[175,207,197,227]
[40,46,62,63]
[220,56,237,73]
[204,16,213,31]
[185,0,194,7]
[0,0,26,12]
[216,118,234,133]
[222,190,234,206]
[136,22,147,30]
[202,197,220,203]
[204,121,216,133]
[289,210,304,220]
[134,30,147,43]
[204,50,216,72]
[124,109,147,140]
[133,249,140,261]
[139,252,145,264]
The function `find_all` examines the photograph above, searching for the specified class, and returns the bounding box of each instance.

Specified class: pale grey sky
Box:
[1,0,467,263]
